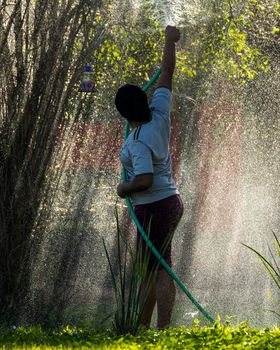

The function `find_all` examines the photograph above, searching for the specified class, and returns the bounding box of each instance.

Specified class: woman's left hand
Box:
[117,183,127,198]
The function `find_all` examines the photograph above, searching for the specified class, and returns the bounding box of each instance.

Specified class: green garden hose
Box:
[121,68,215,325]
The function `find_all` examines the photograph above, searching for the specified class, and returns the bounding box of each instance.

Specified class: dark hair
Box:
[115,84,151,122]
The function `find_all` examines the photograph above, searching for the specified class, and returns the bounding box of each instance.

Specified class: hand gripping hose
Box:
[121,68,215,324]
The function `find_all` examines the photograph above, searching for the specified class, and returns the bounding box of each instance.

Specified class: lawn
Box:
[0,320,279,349]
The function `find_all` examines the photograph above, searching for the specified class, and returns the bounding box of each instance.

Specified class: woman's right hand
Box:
[165,25,180,43]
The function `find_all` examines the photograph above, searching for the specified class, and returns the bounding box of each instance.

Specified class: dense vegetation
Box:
[0,320,280,349]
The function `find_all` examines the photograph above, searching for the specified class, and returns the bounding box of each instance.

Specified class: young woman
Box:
[115,26,183,329]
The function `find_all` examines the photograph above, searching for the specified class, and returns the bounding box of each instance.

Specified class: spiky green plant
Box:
[102,205,172,335]
[102,206,155,335]
[242,231,280,320]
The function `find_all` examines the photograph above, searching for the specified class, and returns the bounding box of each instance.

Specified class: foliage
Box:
[175,0,278,82]
[242,232,280,320]
[85,0,279,120]
[87,2,164,121]
[102,206,158,335]
[0,319,279,349]
[0,0,106,322]
[94,7,162,86]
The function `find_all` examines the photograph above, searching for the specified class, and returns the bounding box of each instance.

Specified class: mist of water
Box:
[24,1,280,328]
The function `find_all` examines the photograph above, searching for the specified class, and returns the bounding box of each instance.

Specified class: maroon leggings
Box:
[135,194,184,271]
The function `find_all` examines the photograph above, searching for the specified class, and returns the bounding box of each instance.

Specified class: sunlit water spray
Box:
[24,2,280,328]
[149,0,202,27]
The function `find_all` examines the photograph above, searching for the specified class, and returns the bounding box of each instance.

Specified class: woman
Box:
[115,25,183,329]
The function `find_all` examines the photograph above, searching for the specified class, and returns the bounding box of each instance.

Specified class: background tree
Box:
[0,0,107,322]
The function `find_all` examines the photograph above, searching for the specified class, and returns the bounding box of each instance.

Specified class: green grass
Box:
[0,320,279,349]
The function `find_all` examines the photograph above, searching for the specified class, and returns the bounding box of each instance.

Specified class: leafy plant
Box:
[102,206,153,335]
[242,231,280,320]
[102,205,172,335]
[174,0,275,82]
[0,0,107,321]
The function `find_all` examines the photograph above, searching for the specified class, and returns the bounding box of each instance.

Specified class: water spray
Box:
[121,68,215,325]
